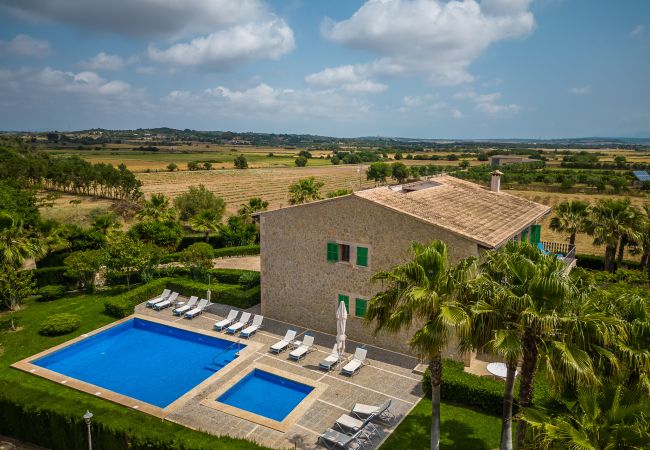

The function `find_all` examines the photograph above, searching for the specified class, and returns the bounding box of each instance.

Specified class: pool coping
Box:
[199,362,327,433]
[11,313,264,419]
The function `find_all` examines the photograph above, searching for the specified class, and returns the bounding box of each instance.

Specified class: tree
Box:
[297,150,312,159]
[103,233,155,289]
[187,161,200,171]
[174,185,226,221]
[166,162,178,172]
[288,177,324,205]
[190,209,223,241]
[137,193,176,221]
[91,213,120,235]
[234,155,248,169]
[394,152,403,160]
[326,188,352,198]
[64,250,104,292]
[295,156,308,167]
[0,263,36,331]
[180,242,214,281]
[238,197,269,216]
[0,215,42,267]
[549,200,589,247]
[218,215,258,246]
[391,162,409,183]
[331,156,340,165]
[127,220,183,249]
[203,162,212,170]
[459,160,470,169]
[366,162,392,184]
[521,383,650,450]
[367,241,476,450]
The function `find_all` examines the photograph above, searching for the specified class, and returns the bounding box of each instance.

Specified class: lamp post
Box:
[207,273,211,302]
[82,410,93,450]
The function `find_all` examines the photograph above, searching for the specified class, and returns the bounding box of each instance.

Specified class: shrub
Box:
[238,271,260,288]
[104,279,169,318]
[30,266,73,288]
[39,313,81,336]
[37,285,66,302]
[234,155,248,169]
[576,253,642,271]
[180,242,214,281]
[295,156,308,167]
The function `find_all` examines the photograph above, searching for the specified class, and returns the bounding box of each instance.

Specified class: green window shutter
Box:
[355,298,367,317]
[530,224,542,245]
[338,294,349,312]
[327,242,339,262]
[356,246,368,267]
[521,229,528,243]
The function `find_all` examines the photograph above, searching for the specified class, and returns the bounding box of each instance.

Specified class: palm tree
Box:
[0,214,42,267]
[549,200,589,247]
[190,209,222,242]
[586,198,641,273]
[288,177,324,205]
[238,197,269,216]
[138,193,176,221]
[91,213,120,235]
[366,241,477,450]
[521,383,650,449]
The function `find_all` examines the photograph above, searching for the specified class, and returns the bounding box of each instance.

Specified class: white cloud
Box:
[135,66,155,75]
[474,102,520,116]
[398,94,462,118]
[148,19,294,68]
[317,0,535,86]
[569,85,591,95]
[162,82,371,120]
[305,65,387,93]
[629,25,644,38]
[80,52,126,71]
[18,67,132,96]
[454,89,520,116]
[0,34,50,56]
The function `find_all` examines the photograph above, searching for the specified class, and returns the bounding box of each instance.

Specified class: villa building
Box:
[259,173,553,358]
[489,154,539,166]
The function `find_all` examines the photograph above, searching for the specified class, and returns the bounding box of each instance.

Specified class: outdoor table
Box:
[486,362,518,378]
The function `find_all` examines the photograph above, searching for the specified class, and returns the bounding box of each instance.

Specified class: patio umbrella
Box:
[336,300,347,357]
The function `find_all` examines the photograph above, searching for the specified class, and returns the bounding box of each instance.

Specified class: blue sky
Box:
[0,0,648,138]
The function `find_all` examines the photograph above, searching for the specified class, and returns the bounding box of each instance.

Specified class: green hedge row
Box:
[31,266,75,288]
[159,244,260,264]
[422,360,549,416]
[576,253,642,271]
[103,277,261,318]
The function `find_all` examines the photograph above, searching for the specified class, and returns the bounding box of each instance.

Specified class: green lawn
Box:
[381,398,501,450]
[0,290,267,450]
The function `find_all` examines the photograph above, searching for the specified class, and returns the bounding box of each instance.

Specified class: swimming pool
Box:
[33,318,244,408]
[217,369,314,422]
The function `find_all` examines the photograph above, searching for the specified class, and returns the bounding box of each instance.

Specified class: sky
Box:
[0,0,648,139]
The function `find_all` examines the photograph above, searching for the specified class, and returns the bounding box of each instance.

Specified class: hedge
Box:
[576,253,642,271]
[39,313,81,336]
[422,360,550,416]
[177,234,225,250]
[37,285,67,302]
[31,266,75,288]
[159,244,260,264]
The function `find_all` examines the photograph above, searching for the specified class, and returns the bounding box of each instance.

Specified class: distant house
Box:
[489,154,539,167]
[259,173,555,360]
[632,170,650,186]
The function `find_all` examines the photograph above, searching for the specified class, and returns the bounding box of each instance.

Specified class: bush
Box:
[295,156,308,167]
[576,253,642,271]
[39,313,81,336]
[37,285,66,302]
[31,266,74,288]
[213,244,260,258]
[238,271,260,288]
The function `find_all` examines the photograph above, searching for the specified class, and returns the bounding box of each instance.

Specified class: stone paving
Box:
[135,298,424,449]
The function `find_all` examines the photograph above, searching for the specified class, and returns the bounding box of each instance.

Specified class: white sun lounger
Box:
[289,334,314,360]
[184,298,209,319]
[214,310,238,331]
[153,292,179,311]
[146,289,170,307]
[240,315,263,338]
[341,348,367,376]
[226,312,251,334]
[318,428,365,450]
[270,329,296,354]
[352,399,394,423]
[335,414,378,442]
[319,344,340,371]
[173,296,198,316]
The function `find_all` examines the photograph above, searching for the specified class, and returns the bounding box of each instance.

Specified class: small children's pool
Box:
[217,369,314,422]
[33,318,244,408]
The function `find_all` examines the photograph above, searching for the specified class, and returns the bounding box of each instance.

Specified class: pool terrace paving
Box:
[134,298,424,449]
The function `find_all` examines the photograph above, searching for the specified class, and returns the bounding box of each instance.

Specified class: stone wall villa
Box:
[259,173,551,360]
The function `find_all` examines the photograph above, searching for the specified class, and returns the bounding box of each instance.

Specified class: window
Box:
[338,294,349,312]
[327,242,339,262]
[339,244,350,262]
[356,246,368,267]
[355,298,367,317]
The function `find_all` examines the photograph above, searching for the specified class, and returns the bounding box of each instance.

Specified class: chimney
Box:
[491,170,503,193]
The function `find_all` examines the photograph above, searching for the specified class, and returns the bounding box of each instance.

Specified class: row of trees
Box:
[367,240,649,450]
[550,199,650,273]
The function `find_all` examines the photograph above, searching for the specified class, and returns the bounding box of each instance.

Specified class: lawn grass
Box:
[0,290,267,450]
[381,398,500,450]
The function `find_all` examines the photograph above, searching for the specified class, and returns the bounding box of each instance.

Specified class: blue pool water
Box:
[217,369,313,422]
[34,318,244,408]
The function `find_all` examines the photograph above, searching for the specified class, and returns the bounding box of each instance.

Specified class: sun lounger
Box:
[334,414,378,441]
[172,296,198,315]
[289,334,314,360]
[318,428,365,450]
[214,310,238,331]
[153,292,179,311]
[270,329,296,354]
[352,399,394,423]
[240,314,263,338]
[146,289,170,307]
[184,298,209,319]
[226,312,251,334]
[341,348,367,376]
[319,344,340,371]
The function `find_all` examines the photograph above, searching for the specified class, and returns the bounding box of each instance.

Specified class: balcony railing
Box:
[540,241,576,267]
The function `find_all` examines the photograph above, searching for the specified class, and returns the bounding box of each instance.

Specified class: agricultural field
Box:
[39,194,117,228]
